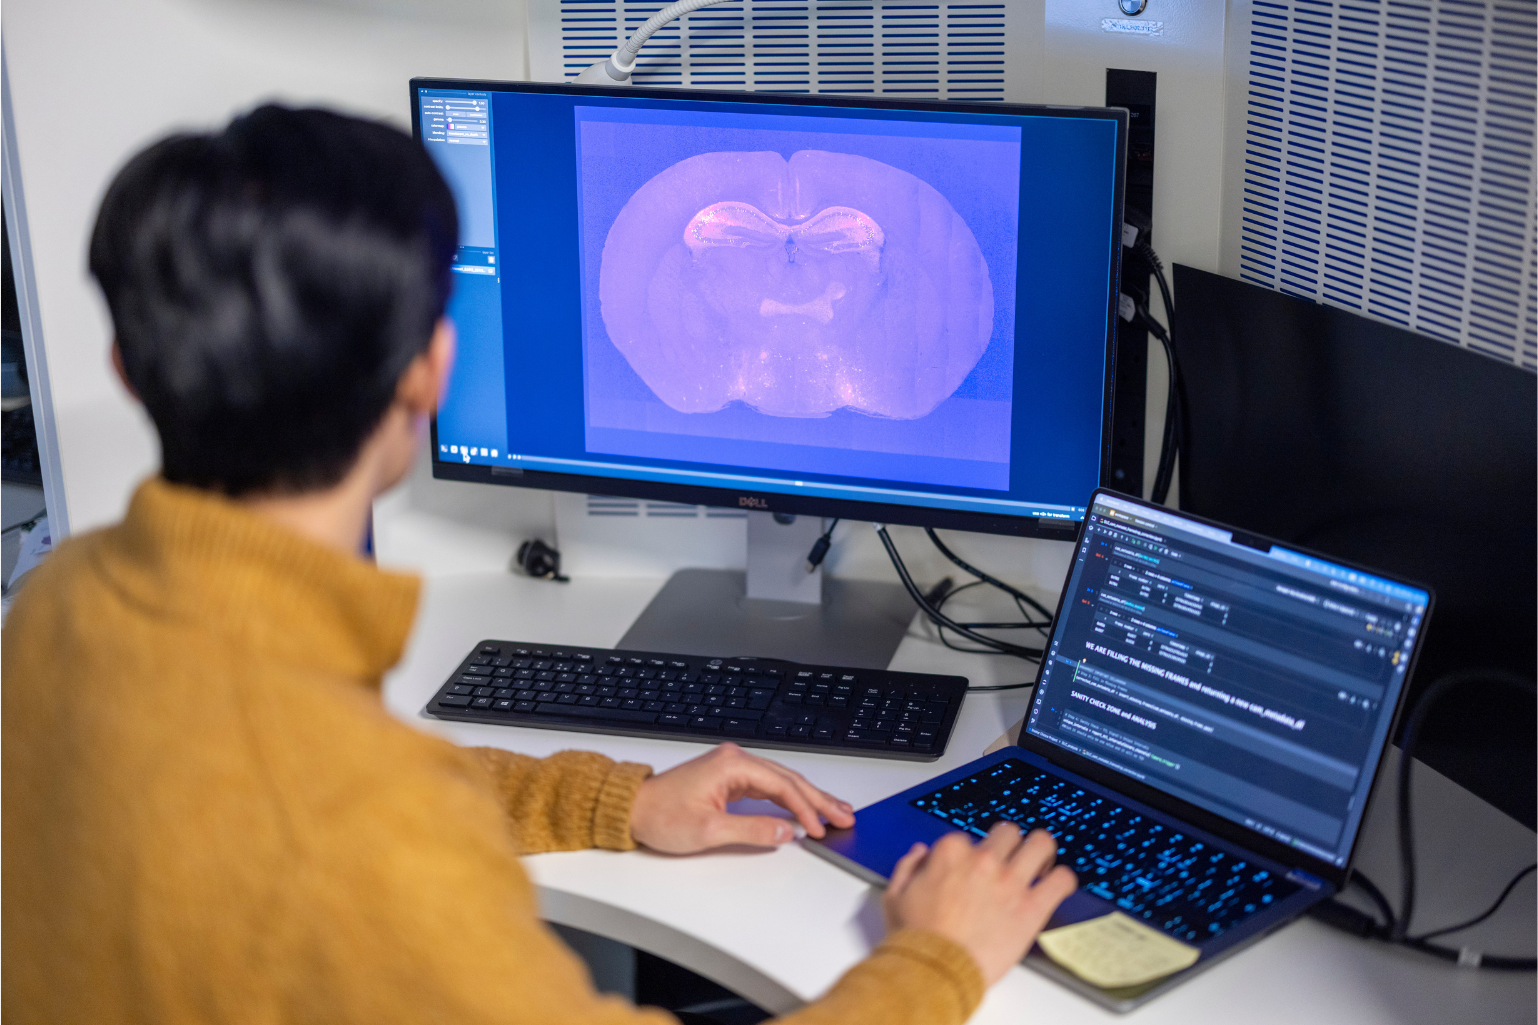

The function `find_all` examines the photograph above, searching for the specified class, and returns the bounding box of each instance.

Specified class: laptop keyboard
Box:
[910,758,1298,943]
[426,640,967,761]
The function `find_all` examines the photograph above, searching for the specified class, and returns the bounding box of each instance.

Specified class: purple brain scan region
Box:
[602,149,993,420]
[577,112,1021,492]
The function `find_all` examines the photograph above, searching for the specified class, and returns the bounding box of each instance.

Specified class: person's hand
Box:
[629,742,855,854]
[883,822,1077,986]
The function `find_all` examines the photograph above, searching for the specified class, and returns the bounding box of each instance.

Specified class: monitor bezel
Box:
[412,77,1128,540]
[1017,486,1436,890]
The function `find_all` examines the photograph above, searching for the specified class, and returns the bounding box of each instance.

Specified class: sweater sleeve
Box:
[468,746,653,853]
[774,929,986,1025]
[305,762,986,1025]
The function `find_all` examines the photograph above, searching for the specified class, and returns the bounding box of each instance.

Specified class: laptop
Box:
[807,488,1433,1011]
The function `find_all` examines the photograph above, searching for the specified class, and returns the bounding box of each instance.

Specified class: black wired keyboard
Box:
[910,759,1299,942]
[426,640,969,761]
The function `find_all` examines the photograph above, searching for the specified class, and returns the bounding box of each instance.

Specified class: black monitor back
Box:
[1173,265,1536,827]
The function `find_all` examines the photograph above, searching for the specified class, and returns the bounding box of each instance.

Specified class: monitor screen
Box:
[413,80,1126,535]
[1025,492,1431,870]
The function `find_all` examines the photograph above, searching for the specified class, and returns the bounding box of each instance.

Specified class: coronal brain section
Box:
[597,150,994,419]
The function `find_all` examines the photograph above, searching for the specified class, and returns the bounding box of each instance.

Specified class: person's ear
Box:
[396,318,456,417]
[110,341,139,400]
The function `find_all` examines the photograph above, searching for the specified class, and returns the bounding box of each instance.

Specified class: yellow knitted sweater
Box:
[3,479,984,1024]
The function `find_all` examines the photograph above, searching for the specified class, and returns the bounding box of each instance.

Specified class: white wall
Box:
[5,0,1232,573]
[3,0,530,536]
[1043,0,1228,499]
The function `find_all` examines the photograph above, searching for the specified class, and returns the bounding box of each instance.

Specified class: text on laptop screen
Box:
[1026,494,1429,867]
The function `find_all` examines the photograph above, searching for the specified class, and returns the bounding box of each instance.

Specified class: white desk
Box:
[383,571,1536,1024]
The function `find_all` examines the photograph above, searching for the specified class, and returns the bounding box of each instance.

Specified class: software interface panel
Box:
[419,86,1121,522]
[1027,494,1430,867]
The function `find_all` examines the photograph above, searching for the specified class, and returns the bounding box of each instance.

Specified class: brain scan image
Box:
[597,150,995,420]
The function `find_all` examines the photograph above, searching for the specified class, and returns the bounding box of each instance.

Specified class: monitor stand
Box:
[615,512,919,669]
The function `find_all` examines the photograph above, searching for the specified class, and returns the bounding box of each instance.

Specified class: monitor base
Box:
[616,568,918,669]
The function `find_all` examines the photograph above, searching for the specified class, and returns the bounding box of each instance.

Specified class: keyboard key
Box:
[544,703,658,724]
[436,641,962,760]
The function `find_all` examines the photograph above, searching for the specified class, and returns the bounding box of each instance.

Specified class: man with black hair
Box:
[2,105,1074,1024]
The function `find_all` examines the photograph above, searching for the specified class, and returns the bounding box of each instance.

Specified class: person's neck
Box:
[238,455,380,557]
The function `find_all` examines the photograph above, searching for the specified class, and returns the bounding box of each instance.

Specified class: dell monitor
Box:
[411,79,1128,666]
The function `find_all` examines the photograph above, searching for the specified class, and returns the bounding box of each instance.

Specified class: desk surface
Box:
[383,571,1536,1025]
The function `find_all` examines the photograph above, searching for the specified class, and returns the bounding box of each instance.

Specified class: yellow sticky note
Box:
[1036,912,1200,989]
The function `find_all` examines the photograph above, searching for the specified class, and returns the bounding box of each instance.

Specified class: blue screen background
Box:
[432,89,1120,521]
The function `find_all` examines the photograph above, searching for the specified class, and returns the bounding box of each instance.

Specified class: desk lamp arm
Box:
[572,0,733,84]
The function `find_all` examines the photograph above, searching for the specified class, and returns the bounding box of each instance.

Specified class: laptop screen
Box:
[1025,492,1430,868]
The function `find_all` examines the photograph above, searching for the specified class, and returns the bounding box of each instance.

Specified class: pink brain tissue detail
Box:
[597,150,994,419]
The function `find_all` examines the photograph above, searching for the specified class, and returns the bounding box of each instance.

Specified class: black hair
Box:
[89,104,458,497]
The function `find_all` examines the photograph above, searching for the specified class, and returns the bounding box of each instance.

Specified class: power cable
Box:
[873,523,1045,663]
[1306,669,1537,971]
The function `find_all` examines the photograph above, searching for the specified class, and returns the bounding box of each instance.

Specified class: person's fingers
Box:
[733,759,828,836]
[1037,864,1079,902]
[886,842,928,897]
[704,813,794,849]
[744,754,856,828]
[929,830,975,866]
[979,820,1025,862]
[1005,828,1061,886]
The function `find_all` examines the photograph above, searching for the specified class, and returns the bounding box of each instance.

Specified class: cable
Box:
[804,518,839,572]
[1,511,44,537]
[1395,669,1536,945]
[917,575,1037,691]
[1306,669,1537,971]
[873,523,1044,662]
[1414,864,1535,943]
[924,527,1055,623]
[1127,239,1182,506]
[574,0,732,82]
[1133,303,1182,508]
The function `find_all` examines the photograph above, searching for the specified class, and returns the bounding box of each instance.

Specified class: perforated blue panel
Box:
[1237,1,1537,368]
